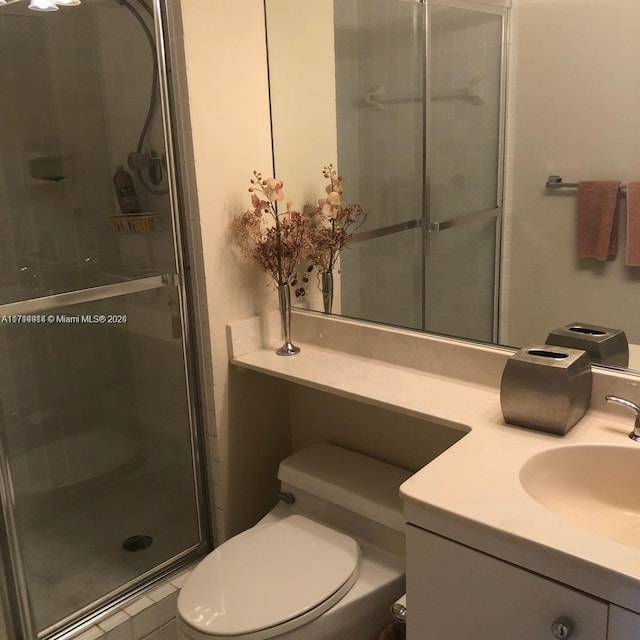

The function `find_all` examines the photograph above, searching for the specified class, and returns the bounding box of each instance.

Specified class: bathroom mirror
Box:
[266,0,640,372]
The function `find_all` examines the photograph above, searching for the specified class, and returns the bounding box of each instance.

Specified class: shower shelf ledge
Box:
[109,212,163,234]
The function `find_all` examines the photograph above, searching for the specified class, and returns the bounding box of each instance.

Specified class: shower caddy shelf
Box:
[109,212,161,234]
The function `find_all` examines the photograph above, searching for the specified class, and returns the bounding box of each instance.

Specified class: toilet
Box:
[177,442,412,640]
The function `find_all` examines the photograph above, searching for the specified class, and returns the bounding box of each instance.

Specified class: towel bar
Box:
[545,175,628,194]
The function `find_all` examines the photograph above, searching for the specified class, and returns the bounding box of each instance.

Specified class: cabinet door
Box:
[609,605,640,639]
[407,525,608,640]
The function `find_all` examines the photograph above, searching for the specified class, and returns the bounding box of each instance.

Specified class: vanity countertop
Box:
[232,339,640,612]
[401,407,640,613]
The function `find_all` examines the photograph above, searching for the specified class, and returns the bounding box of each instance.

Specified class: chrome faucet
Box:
[605,395,640,442]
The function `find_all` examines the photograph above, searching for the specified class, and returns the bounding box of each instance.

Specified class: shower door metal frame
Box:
[0,1,212,638]
[0,421,37,640]
[422,0,509,343]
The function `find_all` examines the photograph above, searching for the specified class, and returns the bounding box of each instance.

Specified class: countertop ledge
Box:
[231,343,502,430]
[231,343,640,613]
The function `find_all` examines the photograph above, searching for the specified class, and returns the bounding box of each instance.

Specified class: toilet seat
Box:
[178,514,360,640]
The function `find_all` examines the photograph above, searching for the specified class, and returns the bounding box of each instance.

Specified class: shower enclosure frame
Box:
[422,0,509,344]
[0,1,213,638]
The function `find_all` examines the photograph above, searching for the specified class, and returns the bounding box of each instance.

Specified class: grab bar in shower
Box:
[0,273,177,316]
[545,175,628,194]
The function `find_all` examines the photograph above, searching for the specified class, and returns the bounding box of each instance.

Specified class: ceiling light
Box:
[55,0,81,5]
[28,0,59,10]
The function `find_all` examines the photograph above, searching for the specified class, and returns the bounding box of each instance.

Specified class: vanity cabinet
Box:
[406,525,609,639]
[608,605,640,639]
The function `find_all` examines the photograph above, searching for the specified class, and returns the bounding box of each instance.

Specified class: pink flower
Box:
[325,179,343,196]
[264,178,285,201]
[251,193,270,216]
[281,201,299,224]
[319,191,342,219]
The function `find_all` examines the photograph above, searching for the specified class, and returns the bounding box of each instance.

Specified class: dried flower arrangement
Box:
[232,171,310,290]
[232,171,311,355]
[305,164,367,275]
[232,166,366,322]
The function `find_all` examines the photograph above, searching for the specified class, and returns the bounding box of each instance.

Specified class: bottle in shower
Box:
[113,165,142,214]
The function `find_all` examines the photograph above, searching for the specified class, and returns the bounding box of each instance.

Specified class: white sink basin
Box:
[520,444,640,550]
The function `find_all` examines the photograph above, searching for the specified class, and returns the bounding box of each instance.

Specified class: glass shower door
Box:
[0,0,207,636]
[335,0,505,337]
[336,0,427,330]
[3,282,202,633]
[425,3,506,342]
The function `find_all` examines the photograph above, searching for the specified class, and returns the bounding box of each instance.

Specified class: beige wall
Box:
[267,0,339,312]
[505,0,640,347]
[180,0,291,540]
[268,0,337,208]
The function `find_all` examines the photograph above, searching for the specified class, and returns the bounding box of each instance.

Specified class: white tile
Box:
[212,460,224,487]
[105,619,133,640]
[207,434,220,462]
[99,611,130,633]
[155,592,179,625]
[125,596,158,640]
[169,568,193,590]
[131,608,158,640]
[74,627,103,640]
[158,620,178,640]
[124,596,154,618]
[148,583,176,603]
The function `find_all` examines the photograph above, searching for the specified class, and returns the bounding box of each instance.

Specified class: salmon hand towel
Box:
[576,180,620,260]
[626,182,640,266]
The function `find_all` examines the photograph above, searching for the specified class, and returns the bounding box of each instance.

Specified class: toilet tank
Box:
[278,443,413,534]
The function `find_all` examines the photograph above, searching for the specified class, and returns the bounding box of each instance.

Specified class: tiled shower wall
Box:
[0,10,119,295]
[0,0,183,519]
[0,6,133,480]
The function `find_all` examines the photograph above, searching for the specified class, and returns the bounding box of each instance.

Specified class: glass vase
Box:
[321,271,334,314]
[276,283,300,356]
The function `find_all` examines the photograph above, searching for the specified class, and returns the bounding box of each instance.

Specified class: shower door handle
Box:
[0,273,178,316]
[428,206,501,232]
[351,218,422,244]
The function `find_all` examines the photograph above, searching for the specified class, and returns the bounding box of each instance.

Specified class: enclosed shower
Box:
[0,1,209,638]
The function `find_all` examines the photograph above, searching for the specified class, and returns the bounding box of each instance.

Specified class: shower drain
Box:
[122,535,153,552]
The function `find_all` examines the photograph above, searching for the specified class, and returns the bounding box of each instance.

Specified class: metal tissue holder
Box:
[500,345,592,435]
[545,322,628,367]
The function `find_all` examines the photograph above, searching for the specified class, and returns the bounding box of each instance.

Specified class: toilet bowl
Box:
[177,443,412,640]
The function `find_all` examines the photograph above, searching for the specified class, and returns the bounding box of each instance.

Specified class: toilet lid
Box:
[178,514,360,639]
